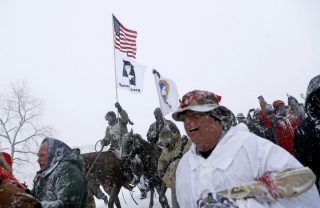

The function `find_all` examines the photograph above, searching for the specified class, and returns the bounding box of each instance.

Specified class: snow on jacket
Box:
[294,74,320,191]
[0,166,26,190]
[158,135,192,189]
[259,110,300,154]
[31,138,88,208]
[176,123,320,208]
[0,152,26,190]
[103,109,129,154]
[147,119,180,145]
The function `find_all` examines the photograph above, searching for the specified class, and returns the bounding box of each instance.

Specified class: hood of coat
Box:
[45,138,72,169]
[305,75,320,121]
[39,138,84,176]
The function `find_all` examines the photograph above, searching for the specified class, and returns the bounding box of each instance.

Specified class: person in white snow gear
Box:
[172,89,320,208]
[31,137,87,208]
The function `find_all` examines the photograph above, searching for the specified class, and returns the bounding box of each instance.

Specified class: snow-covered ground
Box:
[13,144,172,208]
[94,188,171,208]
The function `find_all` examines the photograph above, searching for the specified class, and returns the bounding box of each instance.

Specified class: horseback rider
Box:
[101,102,130,157]
[147,107,180,148]
[100,102,140,191]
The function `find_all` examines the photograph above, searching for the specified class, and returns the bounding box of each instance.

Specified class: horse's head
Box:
[121,129,142,160]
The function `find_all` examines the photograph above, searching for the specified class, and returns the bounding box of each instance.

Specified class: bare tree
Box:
[0,81,53,166]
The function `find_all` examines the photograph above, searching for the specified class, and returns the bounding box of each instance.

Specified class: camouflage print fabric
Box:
[146,119,180,145]
[158,134,191,189]
[158,134,191,208]
[31,138,88,208]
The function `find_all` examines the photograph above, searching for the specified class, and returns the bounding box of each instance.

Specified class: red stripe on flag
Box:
[113,15,137,59]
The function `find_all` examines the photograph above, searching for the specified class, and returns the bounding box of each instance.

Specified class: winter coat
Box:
[273,114,300,154]
[288,96,307,121]
[147,119,180,145]
[176,123,320,208]
[294,74,320,191]
[0,166,26,190]
[158,135,191,189]
[0,178,41,208]
[259,111,300,154]
[0,153,26,190]
[103,109,129,154]
[32,138,87,208]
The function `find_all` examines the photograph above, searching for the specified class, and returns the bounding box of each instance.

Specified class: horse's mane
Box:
[132,132,148,144]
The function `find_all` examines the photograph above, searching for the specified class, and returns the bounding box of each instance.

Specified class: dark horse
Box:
[121,130,170,208]
[82,151,132,208]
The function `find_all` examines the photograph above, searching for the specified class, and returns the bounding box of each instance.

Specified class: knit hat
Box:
[172,90,234,123]
[272,100,285,109]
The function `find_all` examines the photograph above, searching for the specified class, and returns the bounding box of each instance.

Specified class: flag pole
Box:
[112,14,119,117]
[152,69,166,125]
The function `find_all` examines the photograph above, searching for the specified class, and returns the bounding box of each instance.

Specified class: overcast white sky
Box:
[1,0,319,147]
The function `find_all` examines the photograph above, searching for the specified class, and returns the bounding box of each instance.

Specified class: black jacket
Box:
[294,117,320,191]
[294,74,320,191]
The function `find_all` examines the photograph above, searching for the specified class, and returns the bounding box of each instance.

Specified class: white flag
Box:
[115,50,146,93]
[154,72,179,115]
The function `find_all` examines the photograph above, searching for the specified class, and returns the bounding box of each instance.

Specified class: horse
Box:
[82,151,133,208]
[121,130,170,208]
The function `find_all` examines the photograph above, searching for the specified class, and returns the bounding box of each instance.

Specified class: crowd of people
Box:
[1,74,320,208]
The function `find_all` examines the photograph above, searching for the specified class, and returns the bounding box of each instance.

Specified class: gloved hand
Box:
[217,167,315,203]
[115,102,122,113]
[100,139,109,147]
[255,167,315,199]
[181,135,188,143]
[152,69,160,78]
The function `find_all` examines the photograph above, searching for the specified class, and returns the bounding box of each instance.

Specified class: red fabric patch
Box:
[2,152,13,167]
[256,172,283,200]
[179,90,222,109]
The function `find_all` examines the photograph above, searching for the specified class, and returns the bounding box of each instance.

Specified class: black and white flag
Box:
[115,50,145,93]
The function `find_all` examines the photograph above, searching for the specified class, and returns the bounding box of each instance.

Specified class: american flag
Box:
[113,15,137,59]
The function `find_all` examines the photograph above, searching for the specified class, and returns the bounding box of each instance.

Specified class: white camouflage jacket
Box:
[176,123,320,208]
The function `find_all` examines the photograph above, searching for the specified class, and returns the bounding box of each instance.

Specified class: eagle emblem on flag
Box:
[159,80,172,108]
